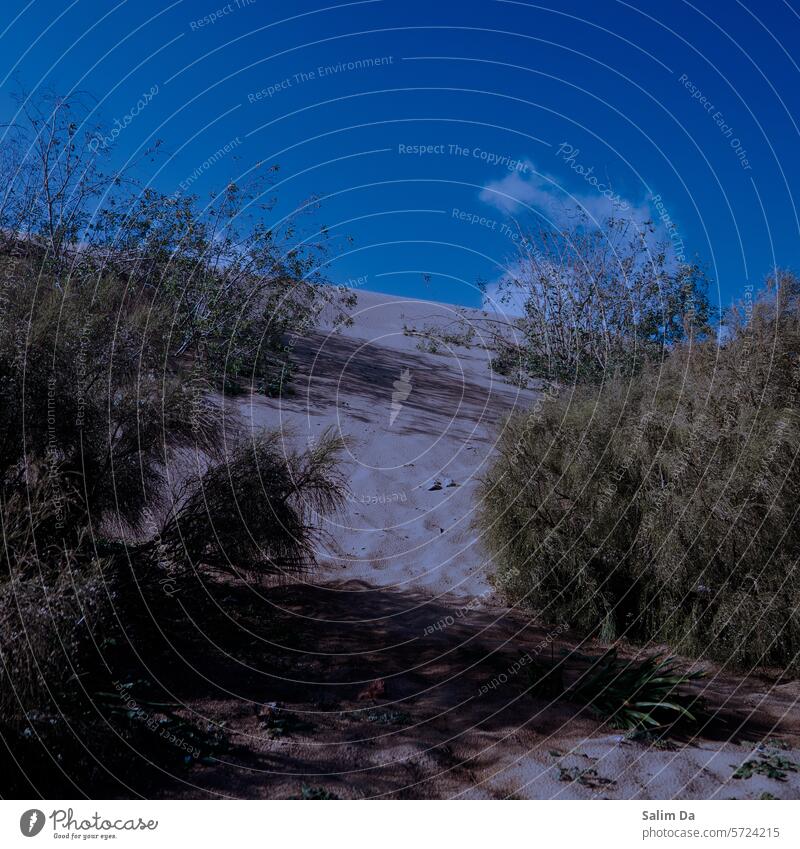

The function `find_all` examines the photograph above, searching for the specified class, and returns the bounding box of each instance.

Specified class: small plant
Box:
[624,729,678,751]
[571,650,704,731]
[733,754,798,782]
[762,738,790,751]
[365,709,412,725]
[557,765,616,789]
[257,706,315,738]
[416,336,441,354]
[97,683,227,766]
[528,650,703,733]
[405,322,475,355]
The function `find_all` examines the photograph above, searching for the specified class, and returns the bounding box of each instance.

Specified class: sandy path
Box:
[174,290,800,799]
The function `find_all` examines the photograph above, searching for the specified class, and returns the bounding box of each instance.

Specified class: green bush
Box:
[481,272,800,673]
[0,257,221,541]
[0,89,349,793]
[156,429,344,579]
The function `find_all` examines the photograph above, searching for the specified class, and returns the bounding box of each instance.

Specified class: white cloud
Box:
[479,158,651,230]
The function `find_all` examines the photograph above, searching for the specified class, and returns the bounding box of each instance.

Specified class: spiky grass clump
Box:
[158,429,345,579]
[528,650,703,732]
[481,273,800,673]
[571,650,704,731]
[0,432,346,795]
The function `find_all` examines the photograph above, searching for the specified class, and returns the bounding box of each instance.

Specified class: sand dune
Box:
[242,289,538,598]
[185,289,800,800]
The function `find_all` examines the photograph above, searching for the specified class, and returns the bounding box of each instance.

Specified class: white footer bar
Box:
[3,800,798,848]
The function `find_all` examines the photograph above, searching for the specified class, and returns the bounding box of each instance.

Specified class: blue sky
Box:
[2,0,799,310]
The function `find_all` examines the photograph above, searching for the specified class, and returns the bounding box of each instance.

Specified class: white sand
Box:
[242,288,538,599]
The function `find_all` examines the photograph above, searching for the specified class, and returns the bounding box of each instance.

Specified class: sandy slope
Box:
[180,289,800,800]
[241,288,536,598]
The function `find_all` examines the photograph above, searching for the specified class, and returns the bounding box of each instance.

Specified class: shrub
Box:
[0,426,344,795]
[156,429,345,579]
[91,182,356,393]
[0,258,221,542]
[0,89,350,795]
[429,214,712,384]
[481,272,800,673]
[0,548,229,795]
[0,428,343,794]
[0,534,111,723]
[0,89,355,395]
[507,215,713,382]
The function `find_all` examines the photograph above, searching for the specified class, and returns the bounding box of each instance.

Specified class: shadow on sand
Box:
[139,576,800,799]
